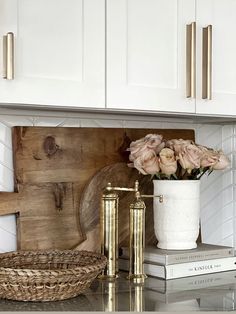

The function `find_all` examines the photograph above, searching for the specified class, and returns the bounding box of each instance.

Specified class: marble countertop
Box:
[0,271,236,312]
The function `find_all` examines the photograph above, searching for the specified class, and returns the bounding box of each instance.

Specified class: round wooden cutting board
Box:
[75,162,157,252]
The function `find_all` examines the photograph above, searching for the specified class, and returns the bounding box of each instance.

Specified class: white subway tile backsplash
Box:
[0,166,14,192]
[222,220,234,240]
[222,125,234,139]
[0,116,34,127]
[220,237,234,247]
[33,117,68,127]
[199,123,236,248]
[0,143,13,170]
[222,170,233,187]
[0,215,16,235]
[81,119,127,128]
[0,123,12,149]
[203,220,234,247]
[59,119,82,127]
[223,187,234,206]
[222,137,234,155]
[0,219,16,253]
[201,203,234,231]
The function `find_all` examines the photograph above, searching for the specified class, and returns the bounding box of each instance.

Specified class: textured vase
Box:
[153,180,200,250]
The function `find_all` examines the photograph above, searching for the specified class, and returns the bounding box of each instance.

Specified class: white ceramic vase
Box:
[153,180,200,250]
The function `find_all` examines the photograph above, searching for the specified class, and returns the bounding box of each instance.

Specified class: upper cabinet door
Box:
[107,0,196,113]
[196,0,236,115]
[0,0,105,108]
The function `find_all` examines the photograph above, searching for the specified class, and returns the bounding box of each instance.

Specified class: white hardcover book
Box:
[119,256,236,280]
[120,243,234,265]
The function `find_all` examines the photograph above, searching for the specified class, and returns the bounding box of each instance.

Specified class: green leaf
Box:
[172,173,178,180]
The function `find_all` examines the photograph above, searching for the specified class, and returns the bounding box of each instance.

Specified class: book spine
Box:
[166,248,234,265]
[165,256,236,279]
[119,257,236,280]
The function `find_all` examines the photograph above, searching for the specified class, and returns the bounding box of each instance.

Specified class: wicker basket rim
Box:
[0,250,107,273]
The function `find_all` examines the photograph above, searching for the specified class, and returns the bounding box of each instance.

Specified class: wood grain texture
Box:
[0,127,195,250]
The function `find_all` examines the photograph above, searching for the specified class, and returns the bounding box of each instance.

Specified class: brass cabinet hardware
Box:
[2,32,14,80]
[186,22,196,98]
[202,25,212,100]
[2,35,7,79]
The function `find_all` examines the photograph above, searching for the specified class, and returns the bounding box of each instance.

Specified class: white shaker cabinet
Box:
[107,0,196,113]
[196,0,236,116]
[0,0,105,108]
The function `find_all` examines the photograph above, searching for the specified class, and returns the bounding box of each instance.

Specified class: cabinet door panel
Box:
[196,0,236,115]
[0,0,105,108]
[107,0,195,113]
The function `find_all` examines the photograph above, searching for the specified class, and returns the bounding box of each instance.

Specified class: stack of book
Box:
[119,243,236,280]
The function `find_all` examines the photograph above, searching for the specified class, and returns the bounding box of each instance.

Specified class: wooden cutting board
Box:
[0,127,195,250]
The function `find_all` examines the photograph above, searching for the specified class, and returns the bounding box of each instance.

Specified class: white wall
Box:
[0,110,232,251]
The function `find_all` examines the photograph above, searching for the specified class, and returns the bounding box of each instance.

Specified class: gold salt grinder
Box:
[99,180,163,281]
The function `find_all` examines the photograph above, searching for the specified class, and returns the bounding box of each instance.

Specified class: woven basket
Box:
[0,250,107,302]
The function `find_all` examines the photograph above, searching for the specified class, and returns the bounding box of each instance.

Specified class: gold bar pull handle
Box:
[3,32,14,80]
[202,25,212,100]
[186,22,196,98]
[6,32,14,80]
[2,35,7,79]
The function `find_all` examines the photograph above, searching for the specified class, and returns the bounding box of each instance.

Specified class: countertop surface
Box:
[0,271,236,312]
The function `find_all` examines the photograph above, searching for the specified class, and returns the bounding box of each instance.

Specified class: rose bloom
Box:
[132,149,160,175]
[159,148,177,175]
[144,134,165,153]
[199,146,230,170]
[199,146,220,168]
[177,144,203,172]
[213,151,230,170]
[166,139,193,154]
[129,134,165,162]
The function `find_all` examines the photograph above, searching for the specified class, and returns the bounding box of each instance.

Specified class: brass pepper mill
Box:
[128,192,163,282]
[99,184,119,279]
[128,191,147,283]
[99,181,139,279]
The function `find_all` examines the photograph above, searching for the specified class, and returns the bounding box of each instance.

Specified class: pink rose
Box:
[199,146,230,170]
[159,148,177,175]
[198,146,219,168]
[166,139,193,154]
[177,144,203,172]
[129,134,165,162]
[144,134,165,153]
[212,151,230,170]
[132,149,160,175]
